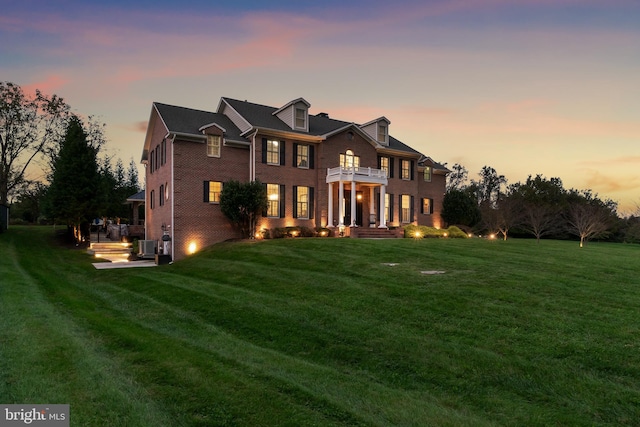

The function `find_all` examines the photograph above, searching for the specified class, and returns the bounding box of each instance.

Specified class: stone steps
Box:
[350,228,404,239]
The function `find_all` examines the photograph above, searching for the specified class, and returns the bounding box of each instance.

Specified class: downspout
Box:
[169,133,176,260]
[251,129,258,182]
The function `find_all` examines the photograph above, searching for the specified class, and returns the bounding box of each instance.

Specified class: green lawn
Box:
[1,226,640,426]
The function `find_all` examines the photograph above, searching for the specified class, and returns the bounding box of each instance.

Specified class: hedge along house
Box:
[142,97,449,260]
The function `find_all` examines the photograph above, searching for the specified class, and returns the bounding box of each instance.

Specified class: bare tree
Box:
[0,82,70,204]
[521,203,561,243]
[566,203,612,248]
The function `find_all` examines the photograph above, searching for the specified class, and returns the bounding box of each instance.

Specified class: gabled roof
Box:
[221,98,423,157]
[153,102,245,143]
[273,97,310,115]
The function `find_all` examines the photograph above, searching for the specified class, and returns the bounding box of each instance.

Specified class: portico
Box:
[326,166,388,229]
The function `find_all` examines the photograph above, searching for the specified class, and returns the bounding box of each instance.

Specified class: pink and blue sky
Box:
[2,0,639,213]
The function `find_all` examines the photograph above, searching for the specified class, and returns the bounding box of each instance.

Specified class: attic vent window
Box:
[295,107,306,129]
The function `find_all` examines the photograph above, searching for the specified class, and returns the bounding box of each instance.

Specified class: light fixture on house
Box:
[188,241,197,254]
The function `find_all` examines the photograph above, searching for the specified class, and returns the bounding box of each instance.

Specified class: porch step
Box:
[351,228,404,239]
[87,242,133,260]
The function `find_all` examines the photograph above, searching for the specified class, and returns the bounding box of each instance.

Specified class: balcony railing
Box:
[326,166,388,182]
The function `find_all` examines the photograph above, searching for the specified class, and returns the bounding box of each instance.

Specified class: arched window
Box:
[340,150,360,169]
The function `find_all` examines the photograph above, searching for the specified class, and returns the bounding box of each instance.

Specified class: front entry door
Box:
[344,191,363,226]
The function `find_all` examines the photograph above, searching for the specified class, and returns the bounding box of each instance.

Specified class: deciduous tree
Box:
[0,82,70,204]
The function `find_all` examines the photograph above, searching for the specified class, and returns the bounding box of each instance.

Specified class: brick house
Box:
[142,97,448,260]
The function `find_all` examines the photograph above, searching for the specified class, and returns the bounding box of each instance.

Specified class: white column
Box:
[338,181,344,227]
[327,183,334,227]
[369,187,375,228]
[350,182,356,227]
[378,184,387,228]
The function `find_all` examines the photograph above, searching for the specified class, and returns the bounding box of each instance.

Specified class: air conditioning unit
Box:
[138,240,156,259]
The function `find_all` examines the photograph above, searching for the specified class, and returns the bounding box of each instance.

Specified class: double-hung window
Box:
[401,160,410,180]
[207,135,221,157]
[296,144,309,168]
[296,186,309,219]
[401,194,412,223]
[205,181,222,203]
[266,140,280,165]
[380,156,389,177]
[424,166,432,182]
[422,198,433,215]
[267,184,280,217]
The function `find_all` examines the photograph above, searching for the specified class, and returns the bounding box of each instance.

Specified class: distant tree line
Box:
[442,164,640,246]
[1,82,141,240]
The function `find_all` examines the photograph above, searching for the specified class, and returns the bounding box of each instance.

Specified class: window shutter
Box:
[292,143,298,167]
[410,161,415,180]
[420,198,424,214]
[410,196,415,222]
[261,138,267,163]
[280,141,286,166]
[377,156,381,169]
[309,145,315,169]
[203,181,209,202]
[376,190,380,218]
[430,198,434,214]
[262,183,267,217]
[292,186,298,218]
[389,193,394,222]
[389,157,395,178]
[279,184,286,218]
[309,187,315,219]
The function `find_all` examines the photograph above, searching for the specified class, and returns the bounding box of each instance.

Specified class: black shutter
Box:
[292,143,298,167]
[410,196,415,222]
[389,193,394,222]
[262,138,267,163]
[376,190,380,220]
[389,157,395,178]
[420,198,424,214]
[262,183,267,216]
[293,186,298,218]
[203,181,209,202]
[309,145,315,169]
[430,198,434,214]
[309,187,315,219]
[377,156,381,169]
[280,141,286,166]
[410,161,415,180]
[279,184,286,218]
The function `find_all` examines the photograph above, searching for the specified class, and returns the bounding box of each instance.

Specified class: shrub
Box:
[403,224,469,239]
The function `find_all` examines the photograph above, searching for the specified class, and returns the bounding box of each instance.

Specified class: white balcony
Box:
[326,166,388,185]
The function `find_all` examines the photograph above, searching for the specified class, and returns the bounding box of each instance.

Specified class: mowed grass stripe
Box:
[0,229,173,426]
[2,226,640,425]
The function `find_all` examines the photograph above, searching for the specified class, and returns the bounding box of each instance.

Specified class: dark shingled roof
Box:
[222,98,426,157]
[126,190,145,202]
[154,102,245,143]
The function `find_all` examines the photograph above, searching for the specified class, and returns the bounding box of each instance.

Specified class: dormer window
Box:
[295,107,306,129]
[273,98,310,132]
[360,116,390,145]
[378,123,388,143]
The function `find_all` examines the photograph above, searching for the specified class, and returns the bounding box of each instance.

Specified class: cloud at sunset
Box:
[2,0,638,210]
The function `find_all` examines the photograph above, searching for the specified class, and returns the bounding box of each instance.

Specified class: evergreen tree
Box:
[45,116,100,242]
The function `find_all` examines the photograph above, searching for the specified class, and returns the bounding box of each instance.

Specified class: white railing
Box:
[327,166,387,179]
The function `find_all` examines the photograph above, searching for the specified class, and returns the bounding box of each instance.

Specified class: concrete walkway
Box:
[92,260,156,270]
